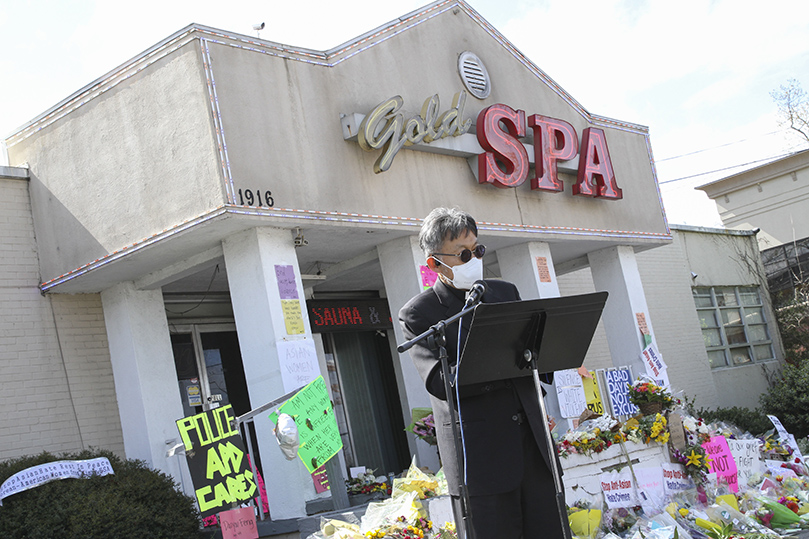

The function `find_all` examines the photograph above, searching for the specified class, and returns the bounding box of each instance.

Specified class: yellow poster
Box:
[281,299,305,335]
[582,371,604,415]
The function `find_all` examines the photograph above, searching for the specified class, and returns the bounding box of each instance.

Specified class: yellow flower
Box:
[679,508,689,517]
[686,450,702,466]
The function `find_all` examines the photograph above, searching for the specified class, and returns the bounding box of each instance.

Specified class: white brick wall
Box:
[0,177,124,461]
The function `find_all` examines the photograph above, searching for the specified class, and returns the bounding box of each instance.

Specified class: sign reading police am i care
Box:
[176,405,256,518]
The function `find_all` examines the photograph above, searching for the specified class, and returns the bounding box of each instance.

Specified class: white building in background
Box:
[0,0,783,527]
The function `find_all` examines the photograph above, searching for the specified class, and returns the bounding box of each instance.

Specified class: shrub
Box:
[760,360,809,438]
[694,405,772,437]
[0,449,202,539]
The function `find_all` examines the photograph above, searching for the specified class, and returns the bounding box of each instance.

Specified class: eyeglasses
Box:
[432,245,486,263]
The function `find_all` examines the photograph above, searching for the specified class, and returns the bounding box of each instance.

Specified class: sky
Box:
[2,0,808,226]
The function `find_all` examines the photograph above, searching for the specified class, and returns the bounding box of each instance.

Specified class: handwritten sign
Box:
[600,470,637,508]
[604,368,639,416]
[0,458,114,505]
[312,466,330,493]
[702,436,738,492]
[276,339,320,393]
[662,463,694,494]
[582,370,604,415]
[219,507,259,539]
[176,405,256,518]
[272,376,343,473]
[420,265,438,290]
[281,299,306,335]
[555,369,587,418]
[536,257,552,283]
[727,439,760,488]
[275,264,299,300]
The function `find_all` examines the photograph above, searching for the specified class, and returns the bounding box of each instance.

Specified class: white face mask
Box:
[436,256,483,290]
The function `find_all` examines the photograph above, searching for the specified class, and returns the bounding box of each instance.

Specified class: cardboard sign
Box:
[555,368,588,418]
[667,413,687,452]
[219,507,259,539]
[272,376,343,473]
[176,405,256,518]
[276,339,320,393]
[600,470,637,508]
[0,458,114,505]
[604,368,639,417]
[662,463,694,494]
[702,436,738,492]
[727,439,761,488]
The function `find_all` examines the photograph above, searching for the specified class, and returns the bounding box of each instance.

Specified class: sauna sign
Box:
[355,92,622,200]
[176,405,257,518]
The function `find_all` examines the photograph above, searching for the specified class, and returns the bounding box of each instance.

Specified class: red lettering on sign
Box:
[528,115,578,192]
[476,104,529,188]
[574,127,623,199]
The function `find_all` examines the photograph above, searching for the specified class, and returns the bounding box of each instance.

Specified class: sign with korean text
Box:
[702,436,738,492]
[604,368,639,417]
[271,376,342,473]
[175,405,256,518]
[0,458,114,505]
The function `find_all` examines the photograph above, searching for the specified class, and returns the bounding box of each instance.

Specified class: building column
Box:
[496,242,564,426]
[222,227,317,520]
[377,235,440,473]
[100,282,193,494]
[497,242,561,299]
[588,245,654,376]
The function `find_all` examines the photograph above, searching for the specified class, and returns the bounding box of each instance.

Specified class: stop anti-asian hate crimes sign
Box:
[176,405,256,518]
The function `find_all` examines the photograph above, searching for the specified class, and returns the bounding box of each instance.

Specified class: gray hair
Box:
[418,207,478,257]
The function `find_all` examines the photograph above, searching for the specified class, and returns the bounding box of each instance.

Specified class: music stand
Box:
[458,291,608,539]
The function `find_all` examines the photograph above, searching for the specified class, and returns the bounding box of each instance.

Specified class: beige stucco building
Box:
[0,0,784,528]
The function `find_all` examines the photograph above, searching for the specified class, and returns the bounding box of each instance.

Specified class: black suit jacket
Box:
[399,278,559,497]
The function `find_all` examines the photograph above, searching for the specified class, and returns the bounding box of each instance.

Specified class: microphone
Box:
[464,280,487,308]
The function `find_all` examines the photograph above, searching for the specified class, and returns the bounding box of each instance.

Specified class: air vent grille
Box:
[458,51,491,99]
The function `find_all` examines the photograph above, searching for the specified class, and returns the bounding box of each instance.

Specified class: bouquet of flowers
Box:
[627,377,673,408]
[407,408,437,446]
[623,413,670,445]
[671,444,712,484]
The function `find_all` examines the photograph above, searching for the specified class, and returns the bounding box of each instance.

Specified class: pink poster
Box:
[702,436,739,492]
[312,465,330,493]
[219,507,258,539]
[420,265,438,289]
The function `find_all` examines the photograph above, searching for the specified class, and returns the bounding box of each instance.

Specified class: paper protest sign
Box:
[662,463,694,494]
[767,415,790,440]
[219,507,259,539]
[604,368,639,417]
[640,344,667,380]
[635,466,665,510]
[727,439,761,488]
[176,405,256,518]
[600,470,637,508]
[702,436,738,492]
[272,376,343,473]
[0,458,114,505]
[276,339,320,393]
[555,368,588,418]
[582,370,605,415]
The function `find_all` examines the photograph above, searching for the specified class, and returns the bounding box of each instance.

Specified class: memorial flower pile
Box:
[346,469,392,496]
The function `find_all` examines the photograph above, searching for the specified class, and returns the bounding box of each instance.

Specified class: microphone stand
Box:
[398,299,480,539]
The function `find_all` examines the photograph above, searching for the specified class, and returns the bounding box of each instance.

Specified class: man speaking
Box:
[399,207,568,539]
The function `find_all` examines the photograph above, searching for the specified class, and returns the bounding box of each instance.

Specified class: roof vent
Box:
[458,51,491,99]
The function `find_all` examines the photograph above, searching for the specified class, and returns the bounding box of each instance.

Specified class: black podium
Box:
[457,291,607,539]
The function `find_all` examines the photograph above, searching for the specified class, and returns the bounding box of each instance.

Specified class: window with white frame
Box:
[692,286,775,368]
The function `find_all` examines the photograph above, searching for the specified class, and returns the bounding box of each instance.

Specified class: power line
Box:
[658,151,798,185]
[656,130,782,162]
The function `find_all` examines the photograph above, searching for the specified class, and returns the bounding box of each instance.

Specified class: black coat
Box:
[399,278,559,497]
